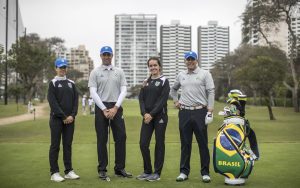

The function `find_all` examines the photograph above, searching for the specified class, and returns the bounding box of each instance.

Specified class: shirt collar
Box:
[185,66,200,74]
[54,76,67,80]
[101,64,114,70]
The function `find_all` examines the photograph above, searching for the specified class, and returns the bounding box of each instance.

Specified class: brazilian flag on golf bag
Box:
[213,116,254,180]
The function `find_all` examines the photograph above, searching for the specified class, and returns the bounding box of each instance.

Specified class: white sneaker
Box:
[64,170,80,180]
[176,173,188,182]
[50,173,65,182]
[202,175,211,183]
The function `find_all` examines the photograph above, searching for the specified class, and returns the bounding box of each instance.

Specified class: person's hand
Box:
[144,113,153,124]
[174,101,181,109]
[63,116,74,124]
[102,109,109,119]
[205,112,213,125]
[107,106,118,120]
[142,79,148,87]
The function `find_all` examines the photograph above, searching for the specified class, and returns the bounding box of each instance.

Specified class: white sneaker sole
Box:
[147,178,160,182]
[64,176,80,180]
[50,178,65,182]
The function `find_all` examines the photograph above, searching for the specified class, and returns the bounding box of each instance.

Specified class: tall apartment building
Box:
[160,20,191,86]
[57,45,94,81]
[0,0,25,51]
[198,21,230,71]
[289,2,300,56]
[1,0,25,88]
[115,14,157,87]
[242,0,300,56]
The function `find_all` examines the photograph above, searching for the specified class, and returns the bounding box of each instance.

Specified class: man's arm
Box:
[170,75,181,108]
[89,87,106,110]
[115,86,127,108]
[205,72,215,111]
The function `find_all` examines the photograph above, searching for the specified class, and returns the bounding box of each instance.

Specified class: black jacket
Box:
[139,76,170,117]
[47,76,79,119]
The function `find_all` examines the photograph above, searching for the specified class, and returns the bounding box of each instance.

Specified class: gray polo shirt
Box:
[170,66,215,109]
[88,65,127,102]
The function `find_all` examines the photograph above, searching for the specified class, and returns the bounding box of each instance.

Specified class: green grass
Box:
[0,102,27,118]
[0,100,300,188]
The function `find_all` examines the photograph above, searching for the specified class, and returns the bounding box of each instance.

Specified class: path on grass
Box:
[0,103,48,126]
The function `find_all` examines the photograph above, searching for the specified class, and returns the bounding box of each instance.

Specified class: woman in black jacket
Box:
[47,58,79,182]
[136,57,170,182]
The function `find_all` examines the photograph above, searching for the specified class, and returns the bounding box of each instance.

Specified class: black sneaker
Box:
[99,171,109,180]
[136,173,151,180]
[115,169,133,178]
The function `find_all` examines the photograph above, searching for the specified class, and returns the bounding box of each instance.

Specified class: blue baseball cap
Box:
[55,58,68,68]
[184,51,198,60]
[100,46,113,55]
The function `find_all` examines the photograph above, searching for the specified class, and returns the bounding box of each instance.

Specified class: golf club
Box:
[106,119,111,182]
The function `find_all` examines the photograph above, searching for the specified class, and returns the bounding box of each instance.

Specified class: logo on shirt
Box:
[155,81,160,87]
[58,84,62,88]
[68,83,72,88]
[159,119,164,124]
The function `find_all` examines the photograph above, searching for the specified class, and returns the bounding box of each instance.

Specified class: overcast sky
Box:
[19,0,247,66]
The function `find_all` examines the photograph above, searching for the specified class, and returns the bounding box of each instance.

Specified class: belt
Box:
[180,105,206,110]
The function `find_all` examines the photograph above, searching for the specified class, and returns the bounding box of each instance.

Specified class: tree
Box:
[8,33,55,103]
[0,47,4,98]
[8,83,23,108]
[241,0,300,112]
[127,85,142,98]
[235,55,286,120]
[67,69,84,82]
[44,37,65,81]
[212,53,240,100]
[76,80,89,96]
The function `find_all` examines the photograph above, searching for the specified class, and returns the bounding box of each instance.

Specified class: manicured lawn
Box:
[0,100,299,188]
[0,102,27,118]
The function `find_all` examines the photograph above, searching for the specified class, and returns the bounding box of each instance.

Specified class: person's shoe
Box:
[115,169,133,178]
[99,171,109,180]
[146,173,160,182]
[176,173,188,182]
[64,170,80,180]
[202,175,211,183]
[136,173,151,180]
[50,172,65,182]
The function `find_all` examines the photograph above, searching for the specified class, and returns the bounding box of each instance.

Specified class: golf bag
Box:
[213,90,259,185]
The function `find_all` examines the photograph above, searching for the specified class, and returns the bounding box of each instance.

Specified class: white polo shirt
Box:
[88,65,127,102]
[170,66,215,109]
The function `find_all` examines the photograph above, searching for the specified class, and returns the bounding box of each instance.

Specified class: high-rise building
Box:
[0,0,25,89]
[160,20,191,86]
[0,0,25,51]
[198,21,230,71]
[57,45,94,81]
[242,0,300,56]
[289,2,300,57]
[115,14,157,87]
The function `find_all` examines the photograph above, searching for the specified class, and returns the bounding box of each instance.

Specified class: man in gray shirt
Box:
[170,51,215,183]
[88,46,132,180]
